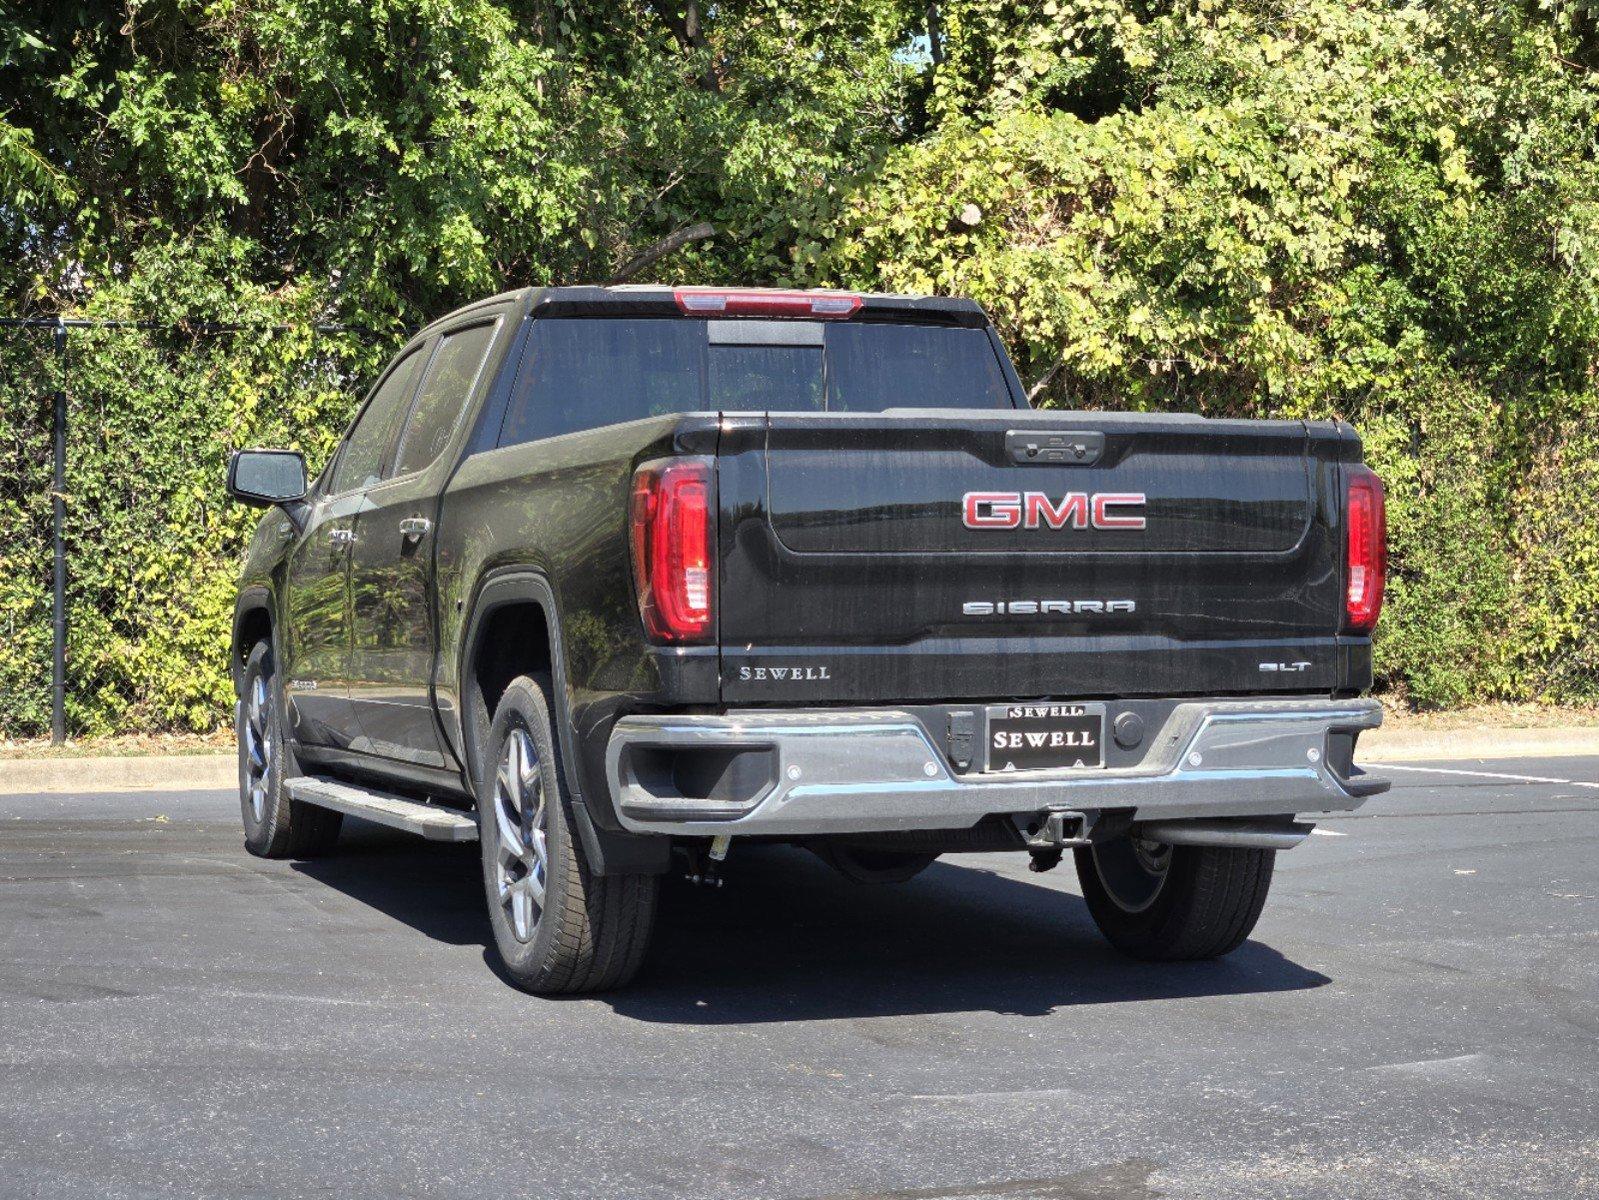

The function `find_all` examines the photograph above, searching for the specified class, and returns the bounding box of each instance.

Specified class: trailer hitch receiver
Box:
[1025,809,1095,873]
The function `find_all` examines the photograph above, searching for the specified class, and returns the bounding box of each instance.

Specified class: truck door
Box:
[282,346,425,749]
[346,318,500,768]
[280,493,359,748]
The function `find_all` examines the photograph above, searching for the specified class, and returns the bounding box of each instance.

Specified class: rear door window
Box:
[499,317,1012,447]
[391,321,498,479]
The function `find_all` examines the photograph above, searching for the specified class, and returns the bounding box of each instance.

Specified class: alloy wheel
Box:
[242,671,272,822]
[493,727,549,942]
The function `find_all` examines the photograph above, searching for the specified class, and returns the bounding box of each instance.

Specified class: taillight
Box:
[1344,466,1386,633]
[673,288,861,319]
[629,459,715,643]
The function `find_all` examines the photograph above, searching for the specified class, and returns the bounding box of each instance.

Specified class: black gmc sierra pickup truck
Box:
[227,284,1389,994]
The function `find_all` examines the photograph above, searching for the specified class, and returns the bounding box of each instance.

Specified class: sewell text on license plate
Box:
[985,703,1106,772]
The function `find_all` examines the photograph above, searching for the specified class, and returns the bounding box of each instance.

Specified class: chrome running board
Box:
[286,776,478,842]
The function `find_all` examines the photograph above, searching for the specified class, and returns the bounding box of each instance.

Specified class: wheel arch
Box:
[458,569,670,877]
[458,571,569,795]
[231,587,276,695]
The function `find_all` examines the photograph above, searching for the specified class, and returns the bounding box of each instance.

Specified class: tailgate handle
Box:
[1006,430,1104,466]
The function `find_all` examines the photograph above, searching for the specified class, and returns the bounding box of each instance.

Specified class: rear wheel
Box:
[237,640,342,859]
[477,675,658,994]
[1074,833,1274,960]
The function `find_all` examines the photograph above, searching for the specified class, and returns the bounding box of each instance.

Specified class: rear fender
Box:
[459,570,670,876]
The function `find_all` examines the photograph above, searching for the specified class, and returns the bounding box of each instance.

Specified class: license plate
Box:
[985,703,1105,772]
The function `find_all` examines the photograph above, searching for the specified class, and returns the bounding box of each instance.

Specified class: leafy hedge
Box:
[1,1,1596,735]
[0,318,385,736]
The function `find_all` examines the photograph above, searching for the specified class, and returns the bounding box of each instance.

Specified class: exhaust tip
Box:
[1134,819,1314,851]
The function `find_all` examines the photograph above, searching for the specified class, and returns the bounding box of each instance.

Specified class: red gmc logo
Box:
[963,491,1147,531]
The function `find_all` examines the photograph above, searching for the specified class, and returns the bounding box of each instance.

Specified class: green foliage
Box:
[0,303,384,737]
[805,0,1599,707]
[0,332,56,734]
[0,0,1596,731]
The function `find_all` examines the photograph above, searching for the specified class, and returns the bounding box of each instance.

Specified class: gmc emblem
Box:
[963,491,1147,530]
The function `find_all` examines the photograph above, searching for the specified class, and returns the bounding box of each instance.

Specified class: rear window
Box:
[498,317,1013,446]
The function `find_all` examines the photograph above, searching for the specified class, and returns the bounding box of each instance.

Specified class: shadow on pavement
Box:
[292,822,1329,1021]
[289,817,485,946]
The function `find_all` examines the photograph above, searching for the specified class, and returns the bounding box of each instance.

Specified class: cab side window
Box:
[392,321,498,479]
[328,350,422,495]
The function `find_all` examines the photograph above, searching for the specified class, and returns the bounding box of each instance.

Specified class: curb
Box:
[1,754,236,795]
[2,724,1598,794]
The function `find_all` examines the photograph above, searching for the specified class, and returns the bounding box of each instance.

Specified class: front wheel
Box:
[477,675,658,994]
[237,640,342,859]
[1074,834,1274,960]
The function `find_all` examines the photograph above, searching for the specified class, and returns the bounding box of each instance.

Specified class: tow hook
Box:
[1025,810,1093,873]
[681,836,731,888]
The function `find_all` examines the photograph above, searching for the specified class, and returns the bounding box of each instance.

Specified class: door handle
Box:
[399,516,432,539]
[328,528,355,546]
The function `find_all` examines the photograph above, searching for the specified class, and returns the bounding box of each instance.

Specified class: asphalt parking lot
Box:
[1,754,1595,1199]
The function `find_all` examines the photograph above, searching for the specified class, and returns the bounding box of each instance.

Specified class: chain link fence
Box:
[0,319,388,744]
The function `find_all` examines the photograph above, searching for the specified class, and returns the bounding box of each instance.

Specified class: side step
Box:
[286,776,478,842]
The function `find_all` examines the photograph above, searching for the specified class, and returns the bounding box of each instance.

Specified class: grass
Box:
[0,730,234,760]
[1378,700,1599,731]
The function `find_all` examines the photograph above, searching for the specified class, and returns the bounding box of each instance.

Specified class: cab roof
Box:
[418,285,991,335]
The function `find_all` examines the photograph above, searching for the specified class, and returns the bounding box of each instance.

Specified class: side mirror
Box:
[227,449,308,507]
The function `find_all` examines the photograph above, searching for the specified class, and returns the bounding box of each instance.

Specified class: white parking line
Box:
[1381,764,1599,789]
[1368,1052,1489,1076]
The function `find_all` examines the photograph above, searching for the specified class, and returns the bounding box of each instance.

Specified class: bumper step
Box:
[285,776,478,842]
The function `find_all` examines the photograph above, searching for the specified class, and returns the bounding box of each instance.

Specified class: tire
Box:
[477,675,658,994]
[237,640,342,859]
[812,843,939,884]
[1073,833,1274,961]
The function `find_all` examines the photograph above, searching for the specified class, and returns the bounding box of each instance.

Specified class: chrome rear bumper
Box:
[605,698,1386,838]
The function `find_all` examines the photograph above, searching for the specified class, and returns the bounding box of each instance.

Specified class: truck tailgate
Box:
[716,409,1357,704]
